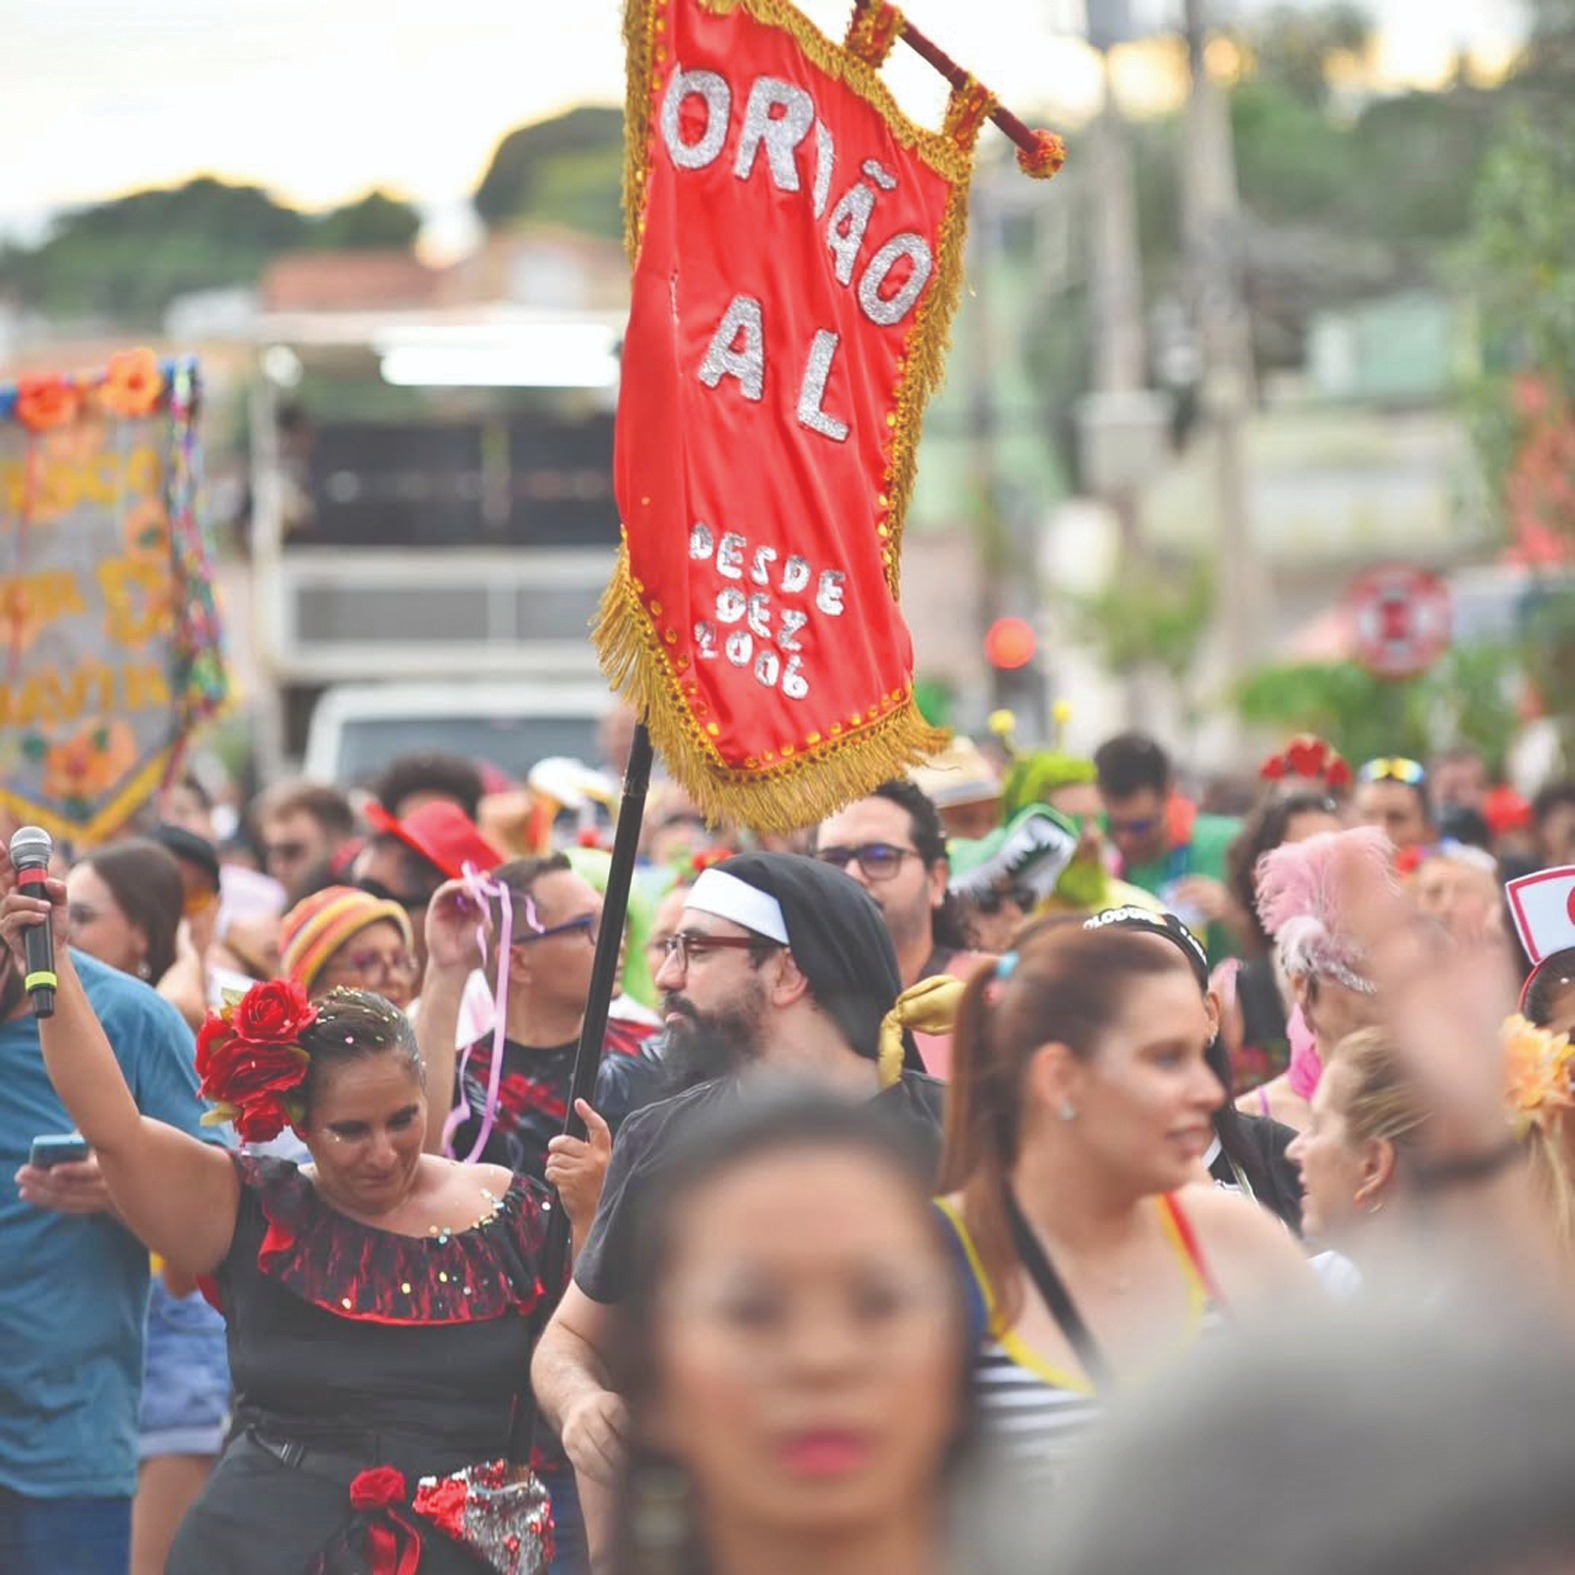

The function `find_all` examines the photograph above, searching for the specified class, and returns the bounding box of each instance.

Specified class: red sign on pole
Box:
[1347,564,1451,680]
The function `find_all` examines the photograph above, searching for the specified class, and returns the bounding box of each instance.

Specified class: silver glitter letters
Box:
[725,630,754,666]
[698,296,765,402]
[858,232,933,327]
[782,656,809,699]
[825,182,876,286]
[778,608,808,651]
[716,586,747,624]
[689,522,715,560]
[716,532,747,579]
[734,77,815,192]
[662,69,731,170]
[796,329,849,442]
[747,593,772,639]
[750,546,778,585]
[816,571,847,616]
[812,122,836,219]
[781,555,811,595]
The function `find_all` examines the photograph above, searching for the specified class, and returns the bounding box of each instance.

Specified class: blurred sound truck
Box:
[247,308,623,788]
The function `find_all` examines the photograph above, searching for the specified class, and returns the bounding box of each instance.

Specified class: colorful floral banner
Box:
[0,353,228,842]
[597,0,996,830]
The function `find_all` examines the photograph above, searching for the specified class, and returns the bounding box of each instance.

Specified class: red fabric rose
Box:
[1260,755,1287,781]
[1326,758,1353,791]
[350,1466,409,1511]
[1285,736,1330,779]
[233,978,317,1045]
[412,1475,469,1539]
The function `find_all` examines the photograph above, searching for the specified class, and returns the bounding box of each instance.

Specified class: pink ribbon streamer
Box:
[442,866,542,1164]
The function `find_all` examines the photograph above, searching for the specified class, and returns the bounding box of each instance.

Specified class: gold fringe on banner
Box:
[595,561,946,833]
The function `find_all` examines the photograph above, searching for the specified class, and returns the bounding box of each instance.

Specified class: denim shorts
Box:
[138,1279,232,1459]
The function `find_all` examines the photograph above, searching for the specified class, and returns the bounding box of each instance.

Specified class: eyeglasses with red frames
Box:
[661,930,783,971]
[331,948,420,985]
[814,842,918,882]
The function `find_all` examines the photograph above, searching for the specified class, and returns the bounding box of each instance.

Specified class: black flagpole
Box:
[536,721,654,1315]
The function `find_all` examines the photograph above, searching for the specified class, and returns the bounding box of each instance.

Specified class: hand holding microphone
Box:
[4,826,63,1018]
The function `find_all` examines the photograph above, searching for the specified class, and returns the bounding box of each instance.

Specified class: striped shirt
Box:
[936,1194,1224,1486]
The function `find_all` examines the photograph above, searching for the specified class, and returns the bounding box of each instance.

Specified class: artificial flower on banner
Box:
[598,0,1051,830]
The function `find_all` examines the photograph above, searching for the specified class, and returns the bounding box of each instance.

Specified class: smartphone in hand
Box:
[28,1134,90,1169]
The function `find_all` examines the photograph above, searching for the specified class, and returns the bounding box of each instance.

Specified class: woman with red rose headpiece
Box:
[1,864,550,1574]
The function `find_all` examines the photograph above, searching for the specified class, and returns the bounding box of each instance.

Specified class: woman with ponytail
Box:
[936,919,1309,1484]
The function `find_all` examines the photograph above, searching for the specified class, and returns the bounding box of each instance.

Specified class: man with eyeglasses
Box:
[530,852,944,1560]
[813,780,988,990]
[1094,731,1244,963]
[1354,758,1436,859]
[254,780,358,903]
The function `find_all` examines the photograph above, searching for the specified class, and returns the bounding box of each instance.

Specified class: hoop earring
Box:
[137,958,152,981]
[1059,1100,1077,1123]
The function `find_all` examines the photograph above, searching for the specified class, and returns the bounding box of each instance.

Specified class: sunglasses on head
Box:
[1359,757,1427,787]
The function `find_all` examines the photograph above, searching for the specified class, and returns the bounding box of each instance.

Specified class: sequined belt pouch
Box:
[412,1460,554,1575]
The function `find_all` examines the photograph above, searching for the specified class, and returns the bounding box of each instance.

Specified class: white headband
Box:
[686,868,790,946]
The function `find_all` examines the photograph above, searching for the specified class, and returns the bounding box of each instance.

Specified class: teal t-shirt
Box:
[0,952,208,1499]
[1123,812,1240,962]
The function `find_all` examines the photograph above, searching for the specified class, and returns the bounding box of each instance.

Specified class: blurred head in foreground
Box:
[1048,1307,1575,1575]
[612,1089,970,1574]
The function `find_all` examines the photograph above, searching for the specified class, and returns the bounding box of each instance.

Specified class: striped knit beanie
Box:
[280,885,414,995]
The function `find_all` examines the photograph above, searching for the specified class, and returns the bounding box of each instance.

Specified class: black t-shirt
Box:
[448,1018,664,1181]
[1209,1111,1304,1236]
[573,1069,947,1306]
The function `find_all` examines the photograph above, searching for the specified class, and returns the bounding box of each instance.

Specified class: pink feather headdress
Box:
[1255,827,1397,994]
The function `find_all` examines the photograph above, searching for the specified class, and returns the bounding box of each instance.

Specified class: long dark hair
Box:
[81,838,185,982]
[943,921,1194,1329]
[611,1089,974,1575]
[1226,790,1341,957]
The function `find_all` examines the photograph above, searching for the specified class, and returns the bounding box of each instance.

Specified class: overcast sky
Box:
[0,0,1525,249]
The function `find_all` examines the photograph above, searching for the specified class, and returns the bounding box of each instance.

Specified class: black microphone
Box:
[8,826,57,1018]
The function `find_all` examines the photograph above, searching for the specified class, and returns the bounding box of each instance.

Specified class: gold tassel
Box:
[877,975,967,1088]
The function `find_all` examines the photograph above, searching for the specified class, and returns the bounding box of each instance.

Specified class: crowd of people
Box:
[4,709,1575,1575]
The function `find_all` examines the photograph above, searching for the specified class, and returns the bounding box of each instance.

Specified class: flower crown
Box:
[1503,1013,1575,1138]
[196,978,319,1142]
[1259,734,1353,792]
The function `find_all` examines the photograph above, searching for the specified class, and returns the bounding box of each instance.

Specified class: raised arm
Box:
[418,880,488,1154]
[0,871,239,1276]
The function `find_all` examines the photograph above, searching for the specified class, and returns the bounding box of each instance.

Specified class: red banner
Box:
[598,0,994,830]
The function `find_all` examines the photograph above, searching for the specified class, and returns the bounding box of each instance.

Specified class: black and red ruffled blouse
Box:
[212,1154,548,1472]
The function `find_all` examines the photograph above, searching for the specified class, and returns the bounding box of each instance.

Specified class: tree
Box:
[307,189,422,251]
[1241,2,1374,107]
[1235,646,1525,774]
[0,178,422,326]
[472,106,624,238]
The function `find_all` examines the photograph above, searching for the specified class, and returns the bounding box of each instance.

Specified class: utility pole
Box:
[1079,7,1168,725]
[1181,0,1271,694]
